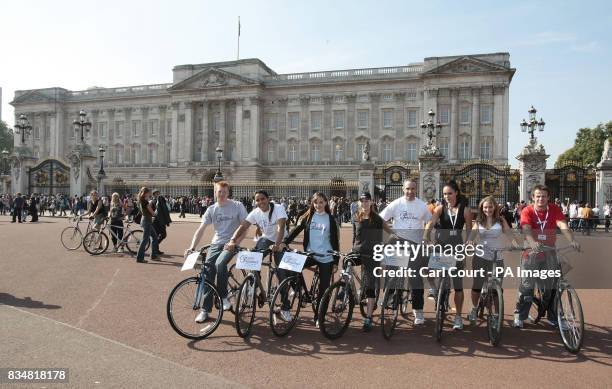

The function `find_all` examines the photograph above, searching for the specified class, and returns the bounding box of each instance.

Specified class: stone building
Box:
[9,52,515,196]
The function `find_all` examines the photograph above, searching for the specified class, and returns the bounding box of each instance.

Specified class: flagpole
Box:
[237,16,240,60]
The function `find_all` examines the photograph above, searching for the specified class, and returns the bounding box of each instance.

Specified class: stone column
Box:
[450,89,458,162]
[183,101,193,162]
[234,99,244,162]
[249,97,261,162]
[493,85,504,160]
[358,161,375,197]
[516,139,549,202]
[419,153,445,201]
[471,88,480,159]
[596,140,612,208]
[198,101,208,162]
[219,100,226,154]
[170,102,179,165]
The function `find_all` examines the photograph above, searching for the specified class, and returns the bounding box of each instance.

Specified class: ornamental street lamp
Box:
[14,114,32,145]
[213,146,224,182]
[520,105,545,141]
[420,109,442,150]
[1,149,9,175]
[73,110,92,142]
[97,146,106,193]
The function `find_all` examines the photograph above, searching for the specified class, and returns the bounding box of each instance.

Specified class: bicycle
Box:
[379,268,411,340]
[431,254,457,342]
[470,247,519,346]
[524,245,584,354]
[268,250,327,337]
[60,216,94,250]
[317,250,362,339]
[234,247,281,338]
[81,218,149,256]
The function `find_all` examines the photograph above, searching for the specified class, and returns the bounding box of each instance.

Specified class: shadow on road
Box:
[0,293,62,310]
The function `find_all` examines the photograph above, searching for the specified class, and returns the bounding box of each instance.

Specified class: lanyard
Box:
[447,206,458,230]
[534,205,549,234]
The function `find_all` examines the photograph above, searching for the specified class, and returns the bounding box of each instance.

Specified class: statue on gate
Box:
[362,140,370,162]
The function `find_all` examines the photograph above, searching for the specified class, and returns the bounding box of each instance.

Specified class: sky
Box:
[1,0,610,167]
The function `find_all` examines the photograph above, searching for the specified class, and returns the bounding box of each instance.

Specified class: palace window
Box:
[149,119,158,136]
[460,106,470,124]
[459,138,471,160]
[334,143,344,161]
[264,114,277,132]
[382,110,394,129]
[311,111,322,130]
[480,104,492,124]
[383,143,393,161]
[480,138,492,160]
[407,109,418,128]
[267,142,276,161]
[288,112,299,131]
[357,110,369,128]
[439,105,450,125]
[115,121,123,138]
[406,142,417,162]
[288,143,298,161]
[333,110,345,129]
[98,122,106,138]
[132,120,141,137]
[310,142,320,161]
[439,139,449,158]
[357,143,366,160]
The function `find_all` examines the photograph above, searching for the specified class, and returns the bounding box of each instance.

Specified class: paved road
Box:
[1,215,611,388]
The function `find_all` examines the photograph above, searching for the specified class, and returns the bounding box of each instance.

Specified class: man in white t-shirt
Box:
[187,181,247,322]
[379,179,432,325]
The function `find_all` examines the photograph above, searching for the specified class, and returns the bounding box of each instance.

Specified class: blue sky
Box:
[1,0,610,167]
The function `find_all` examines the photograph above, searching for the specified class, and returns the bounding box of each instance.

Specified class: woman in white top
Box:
[467,196,519,324]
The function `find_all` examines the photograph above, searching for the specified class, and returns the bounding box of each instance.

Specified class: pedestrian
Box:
[11,193,24,223]
[152,189,172,245]
[136,187,161,263]
[29,194,39,222]
[109,192,125,253]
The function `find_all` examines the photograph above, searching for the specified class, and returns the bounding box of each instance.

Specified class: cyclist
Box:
[514,184,580,328]
[187,181,248,323]
[280,192,340,328]
[467,196,519,324]
[424,180,473,330]
[108,192,125,253]
[225,190,290,321]
[352,192,384,332]
[380,179,432,326]
[82,190,106,230]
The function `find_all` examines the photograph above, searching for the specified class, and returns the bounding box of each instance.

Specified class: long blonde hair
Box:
[111,192,121,208]
[476,196,502,225]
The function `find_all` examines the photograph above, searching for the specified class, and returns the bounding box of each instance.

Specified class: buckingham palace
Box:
[8,52,515,198]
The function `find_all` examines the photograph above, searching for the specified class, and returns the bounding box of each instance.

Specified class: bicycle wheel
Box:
[124,230,150,255]
[235,274,257,338]
[82,230,109,255]
[381,287,400,340]
[435,277,449,342]
[529,287,545,324]
[227,264,246,314]
[166,276,223,340]
[556,286,584,354]
[61,227,83,250]
[318,280,354,340]
[486,281,504,346]
[269,276,302,337]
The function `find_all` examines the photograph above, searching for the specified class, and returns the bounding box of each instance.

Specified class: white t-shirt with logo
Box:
[202,200,248,245]
[380,196,431,242]
[245,204,288,242]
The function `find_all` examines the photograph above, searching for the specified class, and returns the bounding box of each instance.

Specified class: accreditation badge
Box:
[537,234,547,241]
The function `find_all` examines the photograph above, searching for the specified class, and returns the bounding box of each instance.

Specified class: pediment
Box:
[168,67,260,91]
[425,57,509,75]
[11,90,55,105]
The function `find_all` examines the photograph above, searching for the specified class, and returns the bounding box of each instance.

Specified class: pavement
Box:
[1,214,611,388]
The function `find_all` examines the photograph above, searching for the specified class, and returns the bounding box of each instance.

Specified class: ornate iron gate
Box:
[440,163,518,208]
[546,161,596,205]
[376,164,419,201]
[28,159,70,195]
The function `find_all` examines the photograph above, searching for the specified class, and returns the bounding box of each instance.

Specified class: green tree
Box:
[0,121,14,153]
[556,121,612,167]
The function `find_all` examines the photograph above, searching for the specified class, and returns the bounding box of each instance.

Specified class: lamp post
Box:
[97,146,106,193]
[520,105,545,141]
[213,146,224,182]
[73,110,92,143]
[14,114,32,145]
[420,109,442,150]
[1,149,9,175]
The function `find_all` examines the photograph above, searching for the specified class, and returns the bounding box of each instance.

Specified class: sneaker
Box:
[280,309,292,322]
[222,298,232,311]
[413,309,425,325]
[513,313,524,328]
[453,315,464,330]
[468,307,478,325]
[362,317,373,332]
[117,247,124,253]
[315,320,320,329]
[150,255,161,261]
[428,288,437,300]
[195,309,208,323]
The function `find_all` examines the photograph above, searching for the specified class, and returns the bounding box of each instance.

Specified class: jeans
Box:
[136,218,160,261]
[515,251,559,321]
[12,207,22,222]
[255,238,290,308]
[110,219,124,247]
[201,244,236,311]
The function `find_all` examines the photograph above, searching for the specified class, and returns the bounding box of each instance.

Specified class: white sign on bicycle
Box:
[235,251,264,271]
[428,253,457,270]
[279,252,307,272]
[383,253,409,268]
[181,251,201,271]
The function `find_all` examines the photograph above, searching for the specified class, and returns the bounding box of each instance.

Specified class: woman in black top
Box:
[109,192,125,253]
[135,187,161,263]
[425,180,473,330]
[352,192,384,332]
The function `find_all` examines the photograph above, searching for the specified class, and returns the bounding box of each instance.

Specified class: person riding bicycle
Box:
[108,192,125,253]
[187,181,248,323]
[467,196,519,325]
[225,190,290,321]
[380,179,432,326]
[280,192,340,328]
[352,192,384,332]
[424,180,473,330]
[82,190,106,229]
[514,184,580,329]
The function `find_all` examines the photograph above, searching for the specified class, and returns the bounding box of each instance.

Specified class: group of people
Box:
[181,179,580,332]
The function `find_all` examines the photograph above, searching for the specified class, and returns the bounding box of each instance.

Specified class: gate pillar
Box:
[419,153,444,201]
[9,147,37,195]
[67,145,96,196]
[517,139,549,202]
[596,139,612,208]
[358,161,375,197]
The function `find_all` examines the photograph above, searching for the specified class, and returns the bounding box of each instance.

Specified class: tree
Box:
[0,121,14,154]
[556,121,612,167]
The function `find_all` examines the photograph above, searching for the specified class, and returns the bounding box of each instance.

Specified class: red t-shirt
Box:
[520,203,565,248]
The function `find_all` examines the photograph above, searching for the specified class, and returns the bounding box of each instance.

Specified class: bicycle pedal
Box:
[257,294,265,308]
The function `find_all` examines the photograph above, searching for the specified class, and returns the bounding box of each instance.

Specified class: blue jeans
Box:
[515,251,558,321]
[136,218,160,261]
[201,244,236,311]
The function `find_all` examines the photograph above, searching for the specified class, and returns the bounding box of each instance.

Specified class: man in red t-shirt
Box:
[514,184,580,329]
